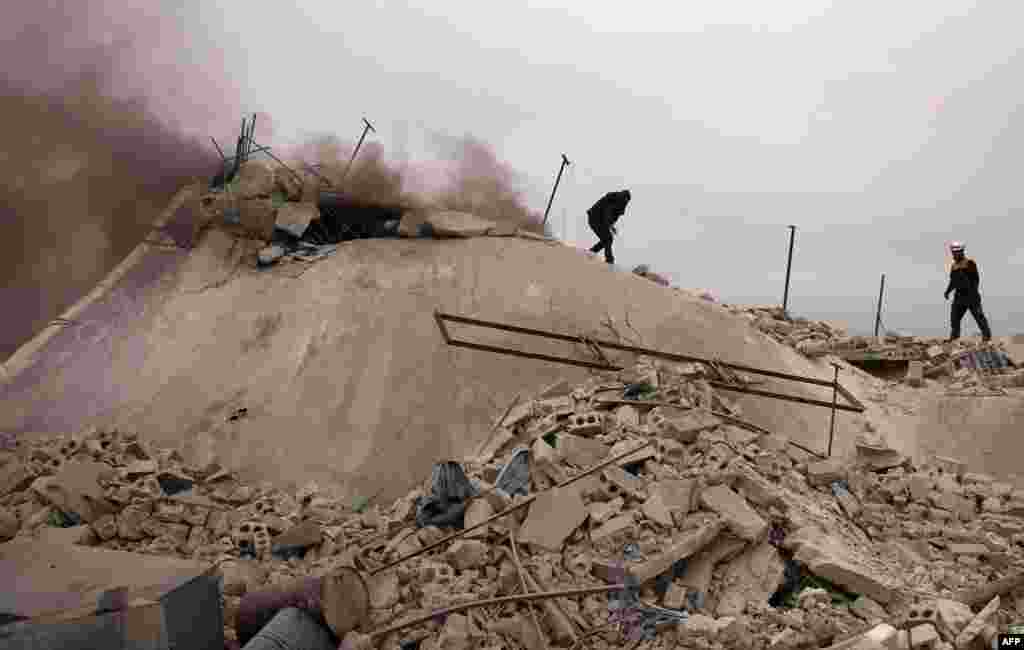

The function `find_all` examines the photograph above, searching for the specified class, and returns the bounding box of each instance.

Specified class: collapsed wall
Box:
[0,187,866,502]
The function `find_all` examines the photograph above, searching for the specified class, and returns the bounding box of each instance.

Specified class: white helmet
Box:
[950,241,965,253]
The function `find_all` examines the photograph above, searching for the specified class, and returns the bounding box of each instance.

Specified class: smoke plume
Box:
[0,1,235,362]
[1,2,547,363]
[287,133,547,234]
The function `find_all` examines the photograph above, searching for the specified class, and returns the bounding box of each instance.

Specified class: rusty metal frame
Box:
[434,310,865,415]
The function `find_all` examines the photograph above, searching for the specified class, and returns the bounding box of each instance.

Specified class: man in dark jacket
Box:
[944,241,992,342]
[588,190,631,264]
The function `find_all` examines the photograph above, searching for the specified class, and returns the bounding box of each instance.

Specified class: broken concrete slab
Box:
[425,210,497,238]
[649,407,717,443]
[934,599,973,643]
[614,405,640,427]
[271,520,322,556]
[274,202,318,238]
[954,595,999,649]
[234,161,275,199]
[642,491,675,528]
[0,460,34,497]
[601,466,647,501]
[680,535,747,604]
[699,484,767,542]
[905,361,925,387]
[609,440,657,467]
[588,497,623,525]
[517,486,587,552]
[31,460,116,524]
[715,541,785,617]
[236,198,277,240]
[463,498,494,539]
[557,434,609,467]
[446,539,491,570]
[591,513,634,542]
[0,507,17,542]
[632,520,723,584]
[652,479,696,514]
[786,526,903,604]
[807,458,848,487]
[37,524,99,547]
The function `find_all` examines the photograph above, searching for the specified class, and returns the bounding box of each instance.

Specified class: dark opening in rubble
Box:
[847,359,911,382]
[768,553,859,608]
[307,192,405,244]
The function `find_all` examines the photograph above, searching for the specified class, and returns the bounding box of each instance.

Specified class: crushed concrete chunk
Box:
[588,497,623,525]
[653,479,695,514]
[463,498,494,538]
[807,458,848,487]
[934,599,973,642]
[715,540,785,617]
[592,514,634,542]
[425,210,497,237]
[787,526,902,604]
[601,466,647,501]
[642,491,674,528]
[954,595,998,649]
[31,460,116,523]
[680,535,746,604]
[446,539,491,570]
[632,520,723,584]
[517,487,587,552]
[557,434,609,467]
[699,484,767,541]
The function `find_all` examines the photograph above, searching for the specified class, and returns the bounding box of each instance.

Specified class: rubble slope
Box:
[1,198,864,502]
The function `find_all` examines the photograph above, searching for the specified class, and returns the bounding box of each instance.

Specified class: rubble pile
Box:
[196,161,552,270]
[725,306,1023,388]
[3,359,1024,649]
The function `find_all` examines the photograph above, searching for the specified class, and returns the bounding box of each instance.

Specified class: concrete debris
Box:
[424,210,498,238]
[699,484,768,541]
[275,202,318,238]
[4,356,1024,650]
[517,486,587,552]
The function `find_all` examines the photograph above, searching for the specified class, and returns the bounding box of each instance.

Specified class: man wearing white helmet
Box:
[943,241,992,342]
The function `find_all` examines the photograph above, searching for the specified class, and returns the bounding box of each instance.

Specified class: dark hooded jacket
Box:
[946,257,981,301]
[587,191,630,225]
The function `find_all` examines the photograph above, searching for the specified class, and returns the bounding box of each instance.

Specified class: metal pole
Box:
[827,362,840,457]
[342,117,376,183]
[210,137,226,161]
[542,154,571,227]
[873,273,886,338]
[246,113,257,160]
[782,225,797,318]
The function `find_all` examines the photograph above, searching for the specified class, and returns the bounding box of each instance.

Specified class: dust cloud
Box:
[2,2,546,363]
[289,133,547,234]
[0,1,232,362]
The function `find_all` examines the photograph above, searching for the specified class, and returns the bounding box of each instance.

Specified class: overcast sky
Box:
[196,1,1021,336]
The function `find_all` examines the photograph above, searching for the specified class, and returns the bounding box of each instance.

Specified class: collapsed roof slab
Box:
[0,194,865,502]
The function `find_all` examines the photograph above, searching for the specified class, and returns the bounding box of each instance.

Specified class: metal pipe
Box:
[210,137,226,161]
[542,154,571,227]
[827,363,840,457]
[247,113,257,160]
[435,311,865,413]
[437,312,843,389]
[782,225,797,318]
[342,117,376,183]
[708,380,862,414]
[874,273,886,338]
